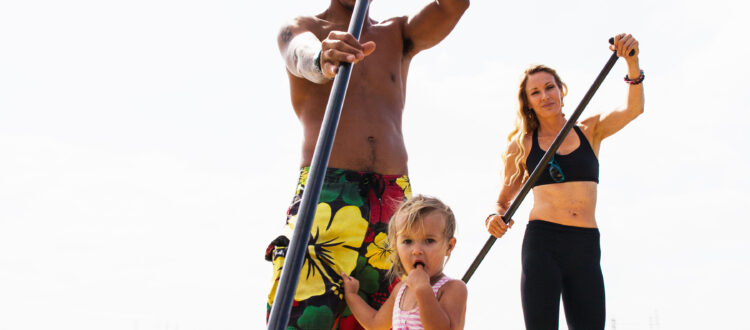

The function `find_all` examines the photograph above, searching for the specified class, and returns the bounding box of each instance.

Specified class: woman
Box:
[486,33,644,329]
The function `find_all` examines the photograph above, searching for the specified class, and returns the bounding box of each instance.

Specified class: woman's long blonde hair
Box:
[386,195,456,279]
[504,65,568,185]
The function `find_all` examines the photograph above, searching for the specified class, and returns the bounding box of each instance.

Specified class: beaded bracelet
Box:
[624,70,645,85]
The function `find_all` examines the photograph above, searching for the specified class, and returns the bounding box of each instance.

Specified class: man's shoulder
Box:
[373,15,408,30]
[365,15,409,42]
[380,15,409,24]
[281,15,323,30]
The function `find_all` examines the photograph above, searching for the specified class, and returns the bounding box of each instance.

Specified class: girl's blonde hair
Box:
[386,195,456,279]
[504,64,568,185]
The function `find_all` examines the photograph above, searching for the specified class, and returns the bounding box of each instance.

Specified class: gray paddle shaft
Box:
[266,0,371,328]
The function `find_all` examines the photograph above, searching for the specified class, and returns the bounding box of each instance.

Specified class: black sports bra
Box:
[525,126,599,187]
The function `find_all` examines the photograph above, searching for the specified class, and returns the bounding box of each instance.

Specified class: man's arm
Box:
[402,0,470,58]
[277,19,328,84]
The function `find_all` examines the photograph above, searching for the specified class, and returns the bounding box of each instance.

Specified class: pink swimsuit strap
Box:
[392,275,451,330]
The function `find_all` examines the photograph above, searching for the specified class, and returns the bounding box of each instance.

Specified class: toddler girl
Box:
[342,195,467,329]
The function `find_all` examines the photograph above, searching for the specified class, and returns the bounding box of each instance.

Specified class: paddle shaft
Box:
[461,50,621,283]
[266,1,371,328]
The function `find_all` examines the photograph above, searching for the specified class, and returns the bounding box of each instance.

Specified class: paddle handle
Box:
[608,37,636,56]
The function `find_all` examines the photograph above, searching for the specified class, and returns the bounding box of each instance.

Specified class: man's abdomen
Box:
[300,107,408,175]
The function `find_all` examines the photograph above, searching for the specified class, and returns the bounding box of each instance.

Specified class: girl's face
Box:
[395,211,456,278]
[525,72,564,119]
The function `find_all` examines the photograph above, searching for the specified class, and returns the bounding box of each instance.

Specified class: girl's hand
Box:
[610,33,639,61]
[405,264,431,291]
[341,272,360,296]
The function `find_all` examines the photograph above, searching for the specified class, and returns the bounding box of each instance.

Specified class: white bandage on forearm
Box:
[286,32,327,84]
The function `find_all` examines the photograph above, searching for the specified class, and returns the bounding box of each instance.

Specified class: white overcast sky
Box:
[1,0,748,329]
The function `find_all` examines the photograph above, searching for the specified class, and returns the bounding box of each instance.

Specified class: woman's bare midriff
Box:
[529,181,598,228]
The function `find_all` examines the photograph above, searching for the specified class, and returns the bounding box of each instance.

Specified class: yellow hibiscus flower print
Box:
[268,202,368,305]
[296,167,310,195]
[396,176,412,198]
[365,232,391,270]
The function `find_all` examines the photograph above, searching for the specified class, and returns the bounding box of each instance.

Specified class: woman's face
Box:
[525,72,563,119]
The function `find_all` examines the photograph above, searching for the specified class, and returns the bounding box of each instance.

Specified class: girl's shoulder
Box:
[391,280,407,300]
[436,278,467,300]
[442,278,467,289]
[392,280,406,292]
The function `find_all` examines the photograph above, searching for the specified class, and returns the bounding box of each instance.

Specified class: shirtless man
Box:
[264,0,469,328]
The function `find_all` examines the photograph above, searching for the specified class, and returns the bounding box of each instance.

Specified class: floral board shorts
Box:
[265,167,412,329]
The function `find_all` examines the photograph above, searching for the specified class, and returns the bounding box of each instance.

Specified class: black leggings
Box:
[521,220,605,330]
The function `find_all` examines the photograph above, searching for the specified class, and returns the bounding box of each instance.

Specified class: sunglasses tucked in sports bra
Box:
[525,126,599,187]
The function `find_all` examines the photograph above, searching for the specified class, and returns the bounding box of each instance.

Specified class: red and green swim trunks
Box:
[265,167,412,329]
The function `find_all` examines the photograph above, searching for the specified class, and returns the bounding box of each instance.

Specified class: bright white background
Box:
[1,0,748,329]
